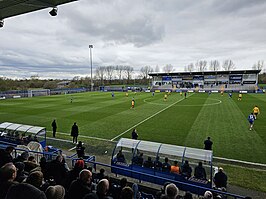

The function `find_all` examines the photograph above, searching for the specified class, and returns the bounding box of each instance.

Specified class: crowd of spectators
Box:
[0,145,251,199]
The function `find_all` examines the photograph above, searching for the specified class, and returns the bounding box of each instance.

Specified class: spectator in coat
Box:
[214,167,228,188]
[194,162,206,180]
[51,120,57,138]
[0,146,14,168]
[71,122,79,144]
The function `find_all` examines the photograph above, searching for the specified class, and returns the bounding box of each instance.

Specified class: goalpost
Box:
[28,89,50,98]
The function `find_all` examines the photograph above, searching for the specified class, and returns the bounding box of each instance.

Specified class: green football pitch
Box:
[0,91,265,164]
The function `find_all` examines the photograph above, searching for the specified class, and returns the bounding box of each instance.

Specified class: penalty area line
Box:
[110,94,194,141]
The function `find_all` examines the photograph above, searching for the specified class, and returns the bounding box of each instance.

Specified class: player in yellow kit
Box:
[253,105,260,120]
[238,93,242,101]
[164,94,168,101]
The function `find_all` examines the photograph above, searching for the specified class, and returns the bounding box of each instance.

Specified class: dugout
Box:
[111,138,213,195]
[0,122,46,148]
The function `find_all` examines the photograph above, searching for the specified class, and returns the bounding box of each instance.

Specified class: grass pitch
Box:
[0,91,265,164]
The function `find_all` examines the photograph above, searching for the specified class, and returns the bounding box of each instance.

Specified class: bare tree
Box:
[106,66,115,83]
[115,65,124,81]
[124,66,134,83]
[140,66,153,79]
[222,60,235,71]
[195,60,207,72]
[209,60,220,71]
[95,66,106,85]
[252,60,264,71]
[155,65,160,72]
[185,63,194,72]
[163,64,174,73]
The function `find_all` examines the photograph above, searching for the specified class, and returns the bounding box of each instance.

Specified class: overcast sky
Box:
[0,0,266,79]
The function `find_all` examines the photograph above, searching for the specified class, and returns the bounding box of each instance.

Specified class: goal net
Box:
[28,89,50,98]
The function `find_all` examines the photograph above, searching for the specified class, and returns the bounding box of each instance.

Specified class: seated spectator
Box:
[24,156,39,173]
[76,141,85,158]
[96,168,106,182]
[204,191,213,199]
[162,157,171,172]
[170,161,180,174]
[116,150,126,163]
[0,162,18,199]
[110,178,127,199]
[14,162,27,183]
[213,167,227,189]
[96,178,112,199]
[181,160,192,178]
[143,157,153,168]
[66,159,85,189]
[155,182,170,199]
[120,186,134,199]
[132,183,141,199]
[194,162,206,180]
[13,151,29,163]
[184,191,193,199]
[154,156,162,171]
[45,185,65,199]
[164,183,179,199]
[5,183,47,199]
[133,153,144,166]
[68,169,93,199]
[26,170,44,189]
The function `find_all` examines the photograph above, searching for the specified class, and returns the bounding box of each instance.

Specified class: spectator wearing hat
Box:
[45,185,65,199]
[5,183,47,199]
[14,162,27,183]
[214,167,228,188]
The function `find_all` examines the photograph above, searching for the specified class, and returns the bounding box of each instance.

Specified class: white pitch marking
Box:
[110,94,194,141]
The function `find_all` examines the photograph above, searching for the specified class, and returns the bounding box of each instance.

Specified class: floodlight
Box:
[0,19,4,28]
[49,7,58,16]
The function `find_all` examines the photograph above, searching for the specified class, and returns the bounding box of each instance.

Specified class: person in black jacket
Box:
[204,137,213,150]
[51,119,57,138]
[194,162,206,180]
[76,141,85,158]
[71,122,79,144]
[214,167,228,188]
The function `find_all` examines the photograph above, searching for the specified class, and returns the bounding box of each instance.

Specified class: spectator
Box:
[71,122,79,144]
[181,160,192,178]
[68,169,92,199]
[214,167,228,188]
[14,162,27,183]
[24,156,39,173]
[162,157,171,172]
[13,151,29,163]
[132,183,141,199]
[26,170,44,189]
[66,159,85,189]
[204,137,213,150]
[96,168,106,182]
[155,182,170,199]
[131,129,138,140]
[76,141,85,158]
[194,162,206,180]
[154,156,162,171]
[0,162,18,199]
[143,157,153,168]
[116,150,126,163]
[164,183,179,199]
[170,161,180,174]
[96,178,112,199]
[120,186,134,199]
[45,155,68,186]
[0,146,14,167]
[184,191,193,199]
[204,191,213,199]
[5,183,47,199]
[110,178,127,199]
[51,119,57,138]
[45,185,65,199]
[40,157,48,180]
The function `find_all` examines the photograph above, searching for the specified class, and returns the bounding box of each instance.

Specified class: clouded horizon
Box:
[0,0,266,79]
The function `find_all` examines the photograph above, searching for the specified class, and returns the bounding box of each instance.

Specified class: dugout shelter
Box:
[0,122,46,148]
[111,138,213,195]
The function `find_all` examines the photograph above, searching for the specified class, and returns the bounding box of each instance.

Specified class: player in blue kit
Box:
[248,112,255,131]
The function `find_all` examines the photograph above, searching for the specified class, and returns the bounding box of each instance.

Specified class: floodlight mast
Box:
[89,44,93,91]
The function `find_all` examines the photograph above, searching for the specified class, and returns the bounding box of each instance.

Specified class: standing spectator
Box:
[51,119,57,138]
[204,137,213,150]
[0,146,14,168]
[214,167,228,189]
[194,162,206,180]
[68,169,93,199]
[76,141,85,158]
[71,122,79,144]
[131,129,138,140]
